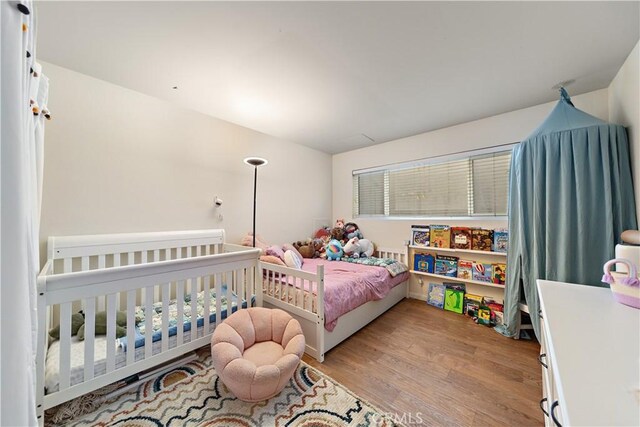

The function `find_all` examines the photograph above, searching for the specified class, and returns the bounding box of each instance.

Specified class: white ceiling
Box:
[36,1,639,154]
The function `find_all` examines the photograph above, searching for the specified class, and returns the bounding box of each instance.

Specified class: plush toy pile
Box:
[240,220,375,264]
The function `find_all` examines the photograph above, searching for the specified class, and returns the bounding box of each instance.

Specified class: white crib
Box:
[35,229,260,424]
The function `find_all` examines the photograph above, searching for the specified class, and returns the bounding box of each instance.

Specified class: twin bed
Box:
[36,229,408,422]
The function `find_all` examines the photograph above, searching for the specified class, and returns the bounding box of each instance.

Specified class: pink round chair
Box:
[210,307,305,402]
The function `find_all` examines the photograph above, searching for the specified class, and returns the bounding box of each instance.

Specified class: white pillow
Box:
[284,250,302,269]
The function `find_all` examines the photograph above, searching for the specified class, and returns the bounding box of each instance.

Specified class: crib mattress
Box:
[45,326,204,394]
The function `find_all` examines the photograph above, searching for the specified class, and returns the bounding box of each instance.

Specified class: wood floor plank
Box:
[303,298,543,426]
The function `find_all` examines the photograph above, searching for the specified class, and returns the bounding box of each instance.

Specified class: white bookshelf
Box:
[410,270,506,289]
[409,245,507,257]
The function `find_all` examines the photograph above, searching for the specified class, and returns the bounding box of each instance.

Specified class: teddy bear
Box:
[293,240,316,258]
[325,239,344,261]
[49,310,132,342]
[343,237,374,258]
[330,226,345,242]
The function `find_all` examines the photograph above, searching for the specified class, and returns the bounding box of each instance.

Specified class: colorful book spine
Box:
[427,283,445,309]
[492,263,507,285]
[457,259,473,280]
[472,262,493,282]
[430,225,451,248]
[411,225,430,247]
[435,255,458,277]
[451,227,472,250]
[493,229,508,253]
[471,228,494,251]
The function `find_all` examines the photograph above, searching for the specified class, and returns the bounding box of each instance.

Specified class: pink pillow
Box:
[260,255,285,266]
[266,245,285,261]
[282,244,304,266]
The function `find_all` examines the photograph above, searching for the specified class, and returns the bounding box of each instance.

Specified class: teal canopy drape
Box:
[499,89,638,339]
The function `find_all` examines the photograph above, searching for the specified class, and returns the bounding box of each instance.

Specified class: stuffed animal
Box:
[343,237,374,258]
[48,310,132,342]
[330,226,345,242]
[325,239,344,261]
[293,240,316,258]
[335,219,345,229]
[240,232,270,255]
[314,227,330,239]
[344,222,363,240]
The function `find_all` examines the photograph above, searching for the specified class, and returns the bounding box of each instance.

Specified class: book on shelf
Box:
[427,283,445,309]
[493,229,508,253]
[435,255,458,277]
[457,259,473,280]
[430,225,451,248]
[464,293,483,317]
[451,226,472,250]
[444,283,466,314]
[492,263,506,285]
[471,228,494,251]
[472,262,493,283]
[414,253,435,273]
[411,225,430,247]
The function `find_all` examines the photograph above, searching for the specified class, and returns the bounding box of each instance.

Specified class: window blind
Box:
[353,148,512,218]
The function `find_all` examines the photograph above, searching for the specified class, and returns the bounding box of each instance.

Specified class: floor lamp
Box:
[243,157,268,247]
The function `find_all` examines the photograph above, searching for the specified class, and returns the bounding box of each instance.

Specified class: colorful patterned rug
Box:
[47,353,399,426]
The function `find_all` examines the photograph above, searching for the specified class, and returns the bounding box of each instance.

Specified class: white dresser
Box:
[537,280,640,426]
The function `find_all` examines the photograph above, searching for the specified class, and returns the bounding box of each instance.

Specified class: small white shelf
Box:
[409,245,507,257]
[410,270,506,289]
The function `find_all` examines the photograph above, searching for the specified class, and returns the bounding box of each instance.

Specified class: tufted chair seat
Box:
[210,307,305,402]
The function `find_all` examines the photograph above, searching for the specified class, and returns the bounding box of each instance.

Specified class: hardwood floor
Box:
[303,298,543,426]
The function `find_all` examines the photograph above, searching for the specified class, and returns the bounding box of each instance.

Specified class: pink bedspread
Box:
[300,259,409,331]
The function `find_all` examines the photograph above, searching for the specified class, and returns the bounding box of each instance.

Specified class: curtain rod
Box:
[352,141,519,175]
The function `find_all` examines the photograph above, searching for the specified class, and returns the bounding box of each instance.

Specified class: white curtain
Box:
[1,1,49,425]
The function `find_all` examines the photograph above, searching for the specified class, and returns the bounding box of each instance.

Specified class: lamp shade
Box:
[243,157,268,167]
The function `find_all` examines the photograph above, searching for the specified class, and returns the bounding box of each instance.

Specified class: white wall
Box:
[40,62,332,263]
[608,41,640,221]
[333,88,610,248]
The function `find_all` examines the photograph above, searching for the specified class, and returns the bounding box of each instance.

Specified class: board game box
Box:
[457,259,473,280]
[492,263,506,285]
[427,283,445,309]
[430,225,451,248]
[471,228,494,251]
[451,226,472,249]
[435,255,458,277]
[493,229,508,253]
[411,225,430,247]
[472,262,493,282]
[444,283,466,314]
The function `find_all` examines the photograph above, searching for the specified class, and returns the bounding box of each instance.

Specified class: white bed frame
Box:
[260,247,409,362]
[35,229,260,425]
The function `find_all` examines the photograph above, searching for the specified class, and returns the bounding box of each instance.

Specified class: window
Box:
[352,147,513,218]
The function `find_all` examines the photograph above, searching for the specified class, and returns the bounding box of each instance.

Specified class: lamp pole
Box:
[243,157,268,248]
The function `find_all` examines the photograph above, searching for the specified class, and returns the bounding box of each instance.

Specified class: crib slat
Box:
[285,270,290,303]
[59,302,72,390]
[144,287,153,359]
[226,272,234,319]
[306,280,311,312]
[106,294,116,373]
[238,269,245,311]
[113,253,120,268]
[215,274,222,326]
[177,281,185,346]
[83,298,96,381]
[141,250,147,264]
[190,278,197,340]
[204,275,211,335]
[81,256,89,271]
[154,249,160,262]
[162,283,170,352]
[127,252,134,265]
[63,258,71,273]
[126,291,136,366]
